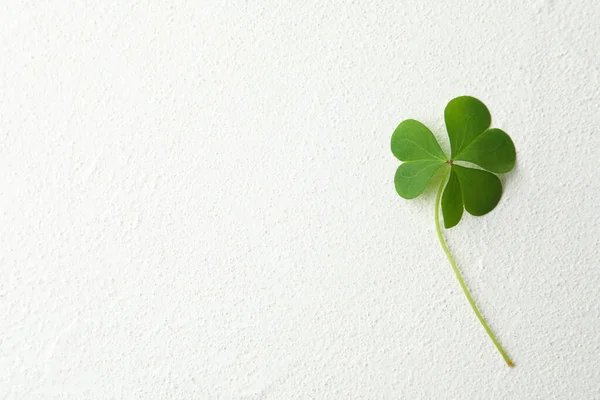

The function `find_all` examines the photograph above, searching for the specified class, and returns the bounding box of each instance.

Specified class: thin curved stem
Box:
[435,168,514,367]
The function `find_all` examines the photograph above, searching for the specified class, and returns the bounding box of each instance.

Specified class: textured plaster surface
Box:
[1,1,600,399]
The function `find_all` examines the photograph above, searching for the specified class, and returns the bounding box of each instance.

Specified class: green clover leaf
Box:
[391,120,446,199]
[390,96,516,367]
[391,96,515,228]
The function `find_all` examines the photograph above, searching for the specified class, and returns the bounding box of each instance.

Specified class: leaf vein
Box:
[398,138,444,160]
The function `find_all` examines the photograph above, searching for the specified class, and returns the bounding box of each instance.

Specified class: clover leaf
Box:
[392,96,515,227]
[390,96,516,367]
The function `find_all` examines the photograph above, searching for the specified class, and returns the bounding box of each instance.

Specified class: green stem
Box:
[435,167,514,367]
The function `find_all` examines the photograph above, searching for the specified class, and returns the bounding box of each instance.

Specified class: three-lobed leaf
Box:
[390,96,517,366]
[391,96,516,228]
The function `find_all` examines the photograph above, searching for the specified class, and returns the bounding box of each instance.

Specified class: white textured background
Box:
[1,1,600,399]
